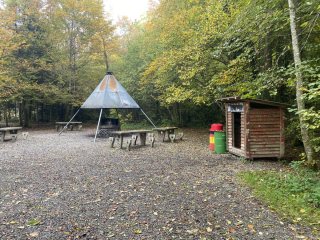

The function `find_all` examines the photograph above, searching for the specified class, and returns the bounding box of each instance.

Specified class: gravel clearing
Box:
[0,128,318,239]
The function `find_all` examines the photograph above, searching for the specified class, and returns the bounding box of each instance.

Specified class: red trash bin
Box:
[209,124,223,151]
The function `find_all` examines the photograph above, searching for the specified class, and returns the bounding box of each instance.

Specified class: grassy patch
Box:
[238,166,320,227]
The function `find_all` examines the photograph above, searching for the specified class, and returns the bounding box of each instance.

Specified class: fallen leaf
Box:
[295,217,302,222]
[134,229,142,234]
[206,227,213,233]
[300,209,306,213]
[27,219,41,226]
[296,235,306,239]
[236,220,243,226]
[30,232,39,237]
[228,227,236,233]
[248,224,255,232]
[186,229,199,234]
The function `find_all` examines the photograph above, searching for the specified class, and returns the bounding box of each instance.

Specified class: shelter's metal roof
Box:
[81,72,140,109]
[218,97,289,107]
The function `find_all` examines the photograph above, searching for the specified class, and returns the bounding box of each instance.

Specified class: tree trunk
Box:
[4,105,8,127]
[288,0,315,164]
[102,37,109,72]
[19,102,23,126]
[22,100,30,127]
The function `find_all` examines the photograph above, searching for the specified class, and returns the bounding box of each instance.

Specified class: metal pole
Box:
[140,108,157,128]
[59,108,81,135]
[94,108,103,143]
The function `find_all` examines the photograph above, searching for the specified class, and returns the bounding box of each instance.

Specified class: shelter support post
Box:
[58,108,81,135]
[94,109,103,143]
[140,108,156,128]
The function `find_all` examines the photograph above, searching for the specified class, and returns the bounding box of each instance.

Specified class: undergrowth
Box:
[238,162,320,227]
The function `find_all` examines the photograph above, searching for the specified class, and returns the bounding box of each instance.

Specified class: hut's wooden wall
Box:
[247,107,284,158]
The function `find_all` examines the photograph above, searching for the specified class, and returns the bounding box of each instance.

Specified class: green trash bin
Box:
[214,131,226,154]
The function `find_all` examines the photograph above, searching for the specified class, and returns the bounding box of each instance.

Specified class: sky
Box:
[103,0,150,22]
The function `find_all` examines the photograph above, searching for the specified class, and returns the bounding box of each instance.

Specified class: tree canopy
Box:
[0,0,319,167]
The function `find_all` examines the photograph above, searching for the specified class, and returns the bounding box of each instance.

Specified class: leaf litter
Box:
[0,128,318,239]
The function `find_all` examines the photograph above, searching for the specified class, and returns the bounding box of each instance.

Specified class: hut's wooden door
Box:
[233,112,241,148]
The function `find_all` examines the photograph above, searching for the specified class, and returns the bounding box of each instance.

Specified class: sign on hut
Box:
[220,97,287,159]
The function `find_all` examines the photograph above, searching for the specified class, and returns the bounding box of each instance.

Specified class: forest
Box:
[0,0,319,167]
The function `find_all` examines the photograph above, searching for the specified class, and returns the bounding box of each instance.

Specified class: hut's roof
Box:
[218,97,289,107]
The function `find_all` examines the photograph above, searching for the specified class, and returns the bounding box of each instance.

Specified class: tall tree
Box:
[288,0,315,165]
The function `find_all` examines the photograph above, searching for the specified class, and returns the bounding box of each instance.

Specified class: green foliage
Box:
[112,0,320,164]
[0,0,114,124]
[239,167,320,226]
[288,60,320,166]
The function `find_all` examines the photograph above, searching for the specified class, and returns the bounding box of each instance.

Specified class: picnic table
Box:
[55,122,82,132]
[153,127,183,142]
[0,127,22,142]
[109,129,154,150]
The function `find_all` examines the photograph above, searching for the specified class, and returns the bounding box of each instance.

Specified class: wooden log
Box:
[169,134,176,143]
[109,137,115,148]
[177,132,184,140]
[148,133,155,147]
[249,113,280,117]
[251,154,280,158]
[22,132,29,140]
[250,144,280,148]
[249,128,280,131]
[131,135,138,145]
[126,139,132,151]
[248,121,281,125]
[248,138,280,142]
[11,135,17,142]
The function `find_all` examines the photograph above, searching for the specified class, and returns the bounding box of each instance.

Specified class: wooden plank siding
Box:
[225,103,229,151]
[248,108,282,158]
[279,108,285,158]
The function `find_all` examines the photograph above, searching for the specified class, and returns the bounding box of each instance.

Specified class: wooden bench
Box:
[153,127,183,142]
[55,122,82,132]
[109,130,154,150]
[0,127,22,142]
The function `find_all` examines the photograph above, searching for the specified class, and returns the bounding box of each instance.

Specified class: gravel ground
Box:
[0,128,319,240]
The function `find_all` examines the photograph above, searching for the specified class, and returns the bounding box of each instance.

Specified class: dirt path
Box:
[0,129,318,239]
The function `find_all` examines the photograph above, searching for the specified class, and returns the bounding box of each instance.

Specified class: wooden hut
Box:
[220,97,287,159]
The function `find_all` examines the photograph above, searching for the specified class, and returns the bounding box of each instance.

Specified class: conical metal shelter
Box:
[59,72,156,142]
[81,72,140,109]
